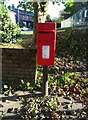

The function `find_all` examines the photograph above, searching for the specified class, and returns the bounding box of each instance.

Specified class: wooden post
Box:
[42,66,48,96]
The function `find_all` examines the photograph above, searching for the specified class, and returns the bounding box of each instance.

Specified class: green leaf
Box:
[27,86,33,90]
[26,82,30,86]
[9,86,12,90]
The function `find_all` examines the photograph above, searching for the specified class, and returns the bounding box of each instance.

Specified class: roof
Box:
[8,9,16,15]
[8,5,34,16]
[17,9,34,16]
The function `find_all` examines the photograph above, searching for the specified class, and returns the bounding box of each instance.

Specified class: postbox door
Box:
[37,23,56,66]
[37,42,55,65]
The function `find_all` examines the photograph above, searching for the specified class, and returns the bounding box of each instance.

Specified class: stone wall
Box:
[2,48,36,87]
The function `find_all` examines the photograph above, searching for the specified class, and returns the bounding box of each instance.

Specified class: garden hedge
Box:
[56,27,88,60]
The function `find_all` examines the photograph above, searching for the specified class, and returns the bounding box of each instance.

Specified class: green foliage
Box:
[18,80,33,91]
[54,17,63,24]
[17,1,33,13]
[0,5,21,43]
[65,2,74,7]
[45,14,52,22]
[2,64,88,118]
[18,1,47,14]
[0,42,23,48]
[35,69,88,97]
[19,23,25,27]
[61,2,88,19]
[56,28,88,59]
[19,96,59,119]
[26,25,30,28]
[2,81,14,96]
[17,34,33,48]
[40,2,47,13]
[18,70,88,119]
[2,80,33,96]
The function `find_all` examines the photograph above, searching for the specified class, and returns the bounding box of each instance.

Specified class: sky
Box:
[47,2,65,19]
[6,0,65,19]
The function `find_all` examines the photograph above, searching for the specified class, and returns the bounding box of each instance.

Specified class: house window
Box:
[27,16,29,20]
[23,15,25,20]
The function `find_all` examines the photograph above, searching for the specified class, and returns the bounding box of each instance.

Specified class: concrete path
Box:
[0,91,84,120]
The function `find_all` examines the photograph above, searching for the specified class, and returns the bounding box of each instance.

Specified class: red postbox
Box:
[37,23,56,66]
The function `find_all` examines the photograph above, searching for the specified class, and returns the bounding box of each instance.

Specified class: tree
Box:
[33,2,38,45]
[45,14,52,22]
[18,1,47,46]
[17,1,76,46]
[17,1,33,13]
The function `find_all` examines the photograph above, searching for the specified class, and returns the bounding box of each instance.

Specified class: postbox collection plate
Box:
[37,23,56,66]
[42,45,50,59]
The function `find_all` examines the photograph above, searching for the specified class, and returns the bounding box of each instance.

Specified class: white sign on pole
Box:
[42,46,50,59]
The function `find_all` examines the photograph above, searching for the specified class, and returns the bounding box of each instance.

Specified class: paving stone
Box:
[0,91,85,119]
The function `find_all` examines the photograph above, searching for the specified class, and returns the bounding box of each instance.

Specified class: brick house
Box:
[8,4,34,28]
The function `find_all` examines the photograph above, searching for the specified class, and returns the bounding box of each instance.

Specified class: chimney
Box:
[8,5,11,10]
[12,4,14,11]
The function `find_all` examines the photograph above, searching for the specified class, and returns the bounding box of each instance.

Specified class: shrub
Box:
[0,5,21,43]
[19,23,25,27]
[56,28,88,59]
[26,25,30,28]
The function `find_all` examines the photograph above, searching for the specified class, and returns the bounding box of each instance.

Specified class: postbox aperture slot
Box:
[38,30,54,33]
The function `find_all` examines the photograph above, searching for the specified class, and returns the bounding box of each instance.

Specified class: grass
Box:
[17,32,33,48]
[0,42,23,48]
[18,31,33,39]
[21,31,33,35]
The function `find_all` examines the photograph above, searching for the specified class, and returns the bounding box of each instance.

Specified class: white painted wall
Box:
[8,10,16,24]
[61,7,88,28]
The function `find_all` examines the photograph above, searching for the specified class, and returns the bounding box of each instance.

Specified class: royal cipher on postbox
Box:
[37,23,56,66]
